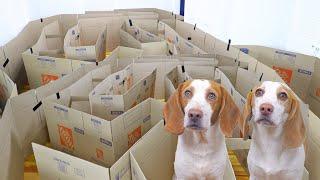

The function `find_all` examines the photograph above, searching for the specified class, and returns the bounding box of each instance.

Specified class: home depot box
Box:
[38,98,164,179]
[89,64,156,120]
[130,120,237,180]
[64,20,107,61]
[235,45,316,102]
[22,21,93,88]
[33,98,163,179]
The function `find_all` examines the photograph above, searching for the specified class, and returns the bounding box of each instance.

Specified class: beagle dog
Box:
[241,81,306,180]
[163,79,241,180]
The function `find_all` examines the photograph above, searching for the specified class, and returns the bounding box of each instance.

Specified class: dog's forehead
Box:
[260,81,282,93]
[190,79,210,93]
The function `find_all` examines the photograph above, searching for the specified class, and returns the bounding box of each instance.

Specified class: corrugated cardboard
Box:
[38,98,164,179]
[89,64,156,120]
[64,21,106,61]
[130,120,237,180]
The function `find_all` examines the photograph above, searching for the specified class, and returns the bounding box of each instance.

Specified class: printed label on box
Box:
[41,74,59,85]
[58,125,74,150]
[128,126,142,147]
[272,66,293,84]
[54,157,70,174]
[96,148,104,160]
[298,69,312,76]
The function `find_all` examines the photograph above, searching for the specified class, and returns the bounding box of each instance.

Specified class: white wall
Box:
[0,0,180,46]
[185,0,320,56]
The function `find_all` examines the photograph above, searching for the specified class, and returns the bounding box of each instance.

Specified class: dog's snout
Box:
[259,103,274,116]
[188,108,203,121]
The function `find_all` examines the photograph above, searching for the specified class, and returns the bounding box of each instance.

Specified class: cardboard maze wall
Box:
[0,8,320,180]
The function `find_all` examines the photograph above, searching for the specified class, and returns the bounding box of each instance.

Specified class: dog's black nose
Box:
[188,108,203,121]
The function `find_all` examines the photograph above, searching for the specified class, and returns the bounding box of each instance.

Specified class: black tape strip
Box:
[172,12,173,16]
[168,50,173,55]
[40,18,43,23]
[129,19,133,26]
[3,58,9,68]
[187,37,191,40]
[30,48,33,54]
[175,14,177,19]
[95,61,98,66]
[181,65,185,73]
[33,101,42,111]
[193,23,197,30]
[56,92,60,99]
[164,119,166,125]
[259,73,264,81]
[227,39,231,51]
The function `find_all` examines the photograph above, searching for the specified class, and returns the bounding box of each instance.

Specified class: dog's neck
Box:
[178,123,226,156]
[251,122,285,156]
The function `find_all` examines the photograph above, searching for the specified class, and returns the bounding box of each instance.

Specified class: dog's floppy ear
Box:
[241,91,253,140]
[218,86,241,137]
[283,94,306,148]
[163,83,184,135]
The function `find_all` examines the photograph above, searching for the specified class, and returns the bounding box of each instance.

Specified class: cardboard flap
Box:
[120,29,142,49]
[32,143,110,180]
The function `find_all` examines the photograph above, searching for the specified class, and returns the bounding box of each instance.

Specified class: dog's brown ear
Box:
[163,83,185,135]
[218,86,241,137]
[283,94,306,148]
[241,91,253,139]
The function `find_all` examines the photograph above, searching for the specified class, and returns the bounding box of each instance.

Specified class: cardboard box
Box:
[89,64,156,120]
[130,120,237,180]
[64,19,107,61]
[22,21,93,88]
[158,20,207,55]
[37,98,164,179]
[234,45,316,102]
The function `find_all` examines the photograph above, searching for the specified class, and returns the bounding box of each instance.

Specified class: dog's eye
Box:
[207,92,216,100]
[184,90,192,98]
[255,88,264,97]
[278,92,288,100]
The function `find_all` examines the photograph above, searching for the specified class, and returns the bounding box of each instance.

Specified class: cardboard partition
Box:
[158,21,207,55]
[89,64,156,120]
[130,120,236,180]
[64,20,107,61]
[120,29,169,56]
[39,98,164,179]
[234,45,316,102]
[309,59,320,102]
[0,69,17,114]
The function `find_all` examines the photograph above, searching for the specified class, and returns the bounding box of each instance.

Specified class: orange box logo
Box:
[316,88,320,97]
[58,125,74,150]
[272,66,293,84]
[128,126,142,148]
[41,74,58,85]
[96,148,104,160]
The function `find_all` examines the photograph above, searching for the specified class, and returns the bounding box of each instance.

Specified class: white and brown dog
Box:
[241,81,306,180]
[163,79,241,179]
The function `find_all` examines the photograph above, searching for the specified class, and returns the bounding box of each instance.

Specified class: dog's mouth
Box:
[256,117,275,127]
[186,124,206,131]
